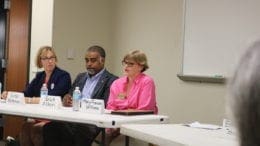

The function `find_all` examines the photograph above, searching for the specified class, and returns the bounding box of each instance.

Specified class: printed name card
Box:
[80,99,104,114]
[6,91,25,104]
[40,95,62,109]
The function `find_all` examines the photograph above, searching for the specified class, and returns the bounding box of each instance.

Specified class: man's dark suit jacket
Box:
[69,69,117,106]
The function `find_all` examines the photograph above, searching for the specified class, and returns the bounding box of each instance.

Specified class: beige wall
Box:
[53,0,227,124]
[52,0,115,79]
[30,0,54,81]
[112,0,227,124]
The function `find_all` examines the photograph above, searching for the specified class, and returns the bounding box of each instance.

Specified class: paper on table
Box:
[184,121,221,130]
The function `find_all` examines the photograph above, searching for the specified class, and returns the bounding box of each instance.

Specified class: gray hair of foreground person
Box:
[229,41,260,146]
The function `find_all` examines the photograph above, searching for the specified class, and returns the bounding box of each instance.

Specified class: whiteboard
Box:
[182,0,260,77]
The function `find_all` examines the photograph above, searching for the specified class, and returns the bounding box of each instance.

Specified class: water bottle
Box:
[73,86,81,111]
[40,83,48,98]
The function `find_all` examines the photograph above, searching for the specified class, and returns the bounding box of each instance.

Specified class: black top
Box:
[23,67,72,98]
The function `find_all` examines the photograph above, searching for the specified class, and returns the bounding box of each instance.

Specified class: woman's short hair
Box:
[123,50,149,72]
[35,46,57,68]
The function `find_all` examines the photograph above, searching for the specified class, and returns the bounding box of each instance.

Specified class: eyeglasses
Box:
[122,61,137,67]
[41,56,56,61]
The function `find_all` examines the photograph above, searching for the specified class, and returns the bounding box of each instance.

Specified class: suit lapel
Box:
[79,74,88,91]
[91,70,108,99]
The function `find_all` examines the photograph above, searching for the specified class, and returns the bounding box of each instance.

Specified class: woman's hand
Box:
[63,94,72,107]
[1,91,8,99]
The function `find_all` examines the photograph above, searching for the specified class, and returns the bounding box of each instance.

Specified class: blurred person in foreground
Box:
[228,40,260,146]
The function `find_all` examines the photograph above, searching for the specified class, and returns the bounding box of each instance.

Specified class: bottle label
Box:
[73,93,81,99]
[40,91,48,98]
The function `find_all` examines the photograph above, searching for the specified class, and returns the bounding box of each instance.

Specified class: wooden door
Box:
[3,0,31,138]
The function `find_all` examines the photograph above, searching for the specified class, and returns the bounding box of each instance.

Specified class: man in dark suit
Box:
[43,45,117,146]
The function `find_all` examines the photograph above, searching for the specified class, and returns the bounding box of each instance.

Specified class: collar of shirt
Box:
[82,68,105,99]
[122,73,144,84]
[86,68,105,80]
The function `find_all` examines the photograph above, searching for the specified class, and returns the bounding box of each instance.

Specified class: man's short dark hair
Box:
[87,45,106,58]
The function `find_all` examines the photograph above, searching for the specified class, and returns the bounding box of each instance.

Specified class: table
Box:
[0,102,169,145]
[120,124,238,146]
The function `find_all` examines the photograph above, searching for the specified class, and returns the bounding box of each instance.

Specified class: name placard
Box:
[80,99,104,114]
[39,95,62,109]
[6,91,25,104]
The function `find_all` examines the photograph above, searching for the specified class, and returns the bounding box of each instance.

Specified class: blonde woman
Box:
[1,46,71,146]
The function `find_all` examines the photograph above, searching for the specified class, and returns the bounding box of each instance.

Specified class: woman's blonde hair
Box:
[35,46,57,68]
[123,50,149,72]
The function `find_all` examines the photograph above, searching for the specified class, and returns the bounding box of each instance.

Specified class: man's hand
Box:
[63,94,72,107]
[25,97,40,104]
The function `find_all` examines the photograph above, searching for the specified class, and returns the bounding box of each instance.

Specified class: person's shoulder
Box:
[35,70,45,77]
[140,73,154,83]
[55,67,70,74]
[112,76,126,84]
[75,72,87,80]
[76,72,86,77]
[103,69,118,79]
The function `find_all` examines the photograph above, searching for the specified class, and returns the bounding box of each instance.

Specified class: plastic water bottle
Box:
[73,86,81,111]
[40,83,48,98]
